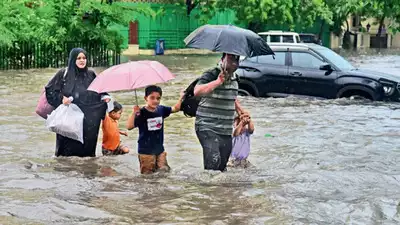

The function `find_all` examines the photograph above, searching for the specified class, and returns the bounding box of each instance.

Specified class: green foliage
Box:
[0,0,154,51]
[324,0,365,36]
[0,0,56,45]
[324,0,400,36]
[219,0,332,31]
[173,0,400,38]
[169,0,332,32]
[362,0,400,34]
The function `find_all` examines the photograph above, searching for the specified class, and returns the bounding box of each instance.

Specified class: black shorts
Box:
[102,145,128,156]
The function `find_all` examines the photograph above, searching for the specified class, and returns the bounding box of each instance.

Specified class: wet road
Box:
[0,54,399,224]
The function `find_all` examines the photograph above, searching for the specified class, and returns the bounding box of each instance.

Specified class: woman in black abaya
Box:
[46,48,108,157]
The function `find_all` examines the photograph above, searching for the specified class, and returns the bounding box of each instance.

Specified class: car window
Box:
[257,52,286,66]
[291,52,324,69]
[295,36,301,43]
[316,48,355,70]
[283,35,294,43]
[300,36,313,43]
[270,35,280,42]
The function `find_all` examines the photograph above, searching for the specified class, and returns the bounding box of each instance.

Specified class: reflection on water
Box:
[0,54,400,224]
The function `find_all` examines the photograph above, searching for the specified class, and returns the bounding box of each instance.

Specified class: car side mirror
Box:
[320,64,333,71]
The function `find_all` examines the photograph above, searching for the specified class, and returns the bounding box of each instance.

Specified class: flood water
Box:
[0,53,400,225]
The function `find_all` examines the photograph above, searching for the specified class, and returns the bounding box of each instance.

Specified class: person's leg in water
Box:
[218,134,233,172]
[156,151,170,172]
[102,145,129,156]
[115,145,129,155]
[240,158,251,168]
[102,148,113,156]
[138,154,156,174]
[55,134,84,157]
[119,145,129,154]
[196,130,221,170]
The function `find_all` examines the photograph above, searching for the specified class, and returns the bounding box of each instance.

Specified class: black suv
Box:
[236,43,400,101]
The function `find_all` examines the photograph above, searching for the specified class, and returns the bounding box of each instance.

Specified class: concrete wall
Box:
[330,33,341,49]
[356,33,370,49]
[347,17,396,48]
[391,33,400,48]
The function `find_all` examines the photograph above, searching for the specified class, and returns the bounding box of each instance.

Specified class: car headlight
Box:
[379,80,396,96]
[383,86,394,95]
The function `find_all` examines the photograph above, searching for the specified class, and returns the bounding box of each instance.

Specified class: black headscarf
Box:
[46,48,97,108]
[63,48,88,96]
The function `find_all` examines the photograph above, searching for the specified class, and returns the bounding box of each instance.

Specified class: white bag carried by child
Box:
[46,103,84,143]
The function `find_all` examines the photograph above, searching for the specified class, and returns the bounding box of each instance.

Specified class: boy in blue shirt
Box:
[127,85,183,174]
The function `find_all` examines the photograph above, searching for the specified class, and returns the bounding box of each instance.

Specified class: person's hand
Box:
[240,112,251,124]
[133,105,140,115]
[179,89,185,99]
[102,96,111,103]
[217,71,226,85]
[120,131,128,136]
[62,96,72,105]
[240,111,249,118]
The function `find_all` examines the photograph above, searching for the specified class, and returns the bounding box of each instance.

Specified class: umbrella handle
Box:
[135,90,138,106]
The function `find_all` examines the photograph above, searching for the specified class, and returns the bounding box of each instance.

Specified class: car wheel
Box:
[349,95,369,100]
[340,90,373,101]
[238,89,251,96]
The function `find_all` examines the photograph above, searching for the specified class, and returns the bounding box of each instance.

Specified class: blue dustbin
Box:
[155,39,165,55]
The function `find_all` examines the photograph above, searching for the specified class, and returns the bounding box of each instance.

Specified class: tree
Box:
[165,0,216,24]
[362,0,400,36]
[170,0,332,33]
[50,0,154,51]
[322,0,400,48]
[0,0,154,51]
[324,0,364,37]
[319,0,365,49]
[0,0,56,45]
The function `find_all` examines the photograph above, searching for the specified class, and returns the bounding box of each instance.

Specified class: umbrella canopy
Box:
[184,24,274,57]
[88,60,175,94]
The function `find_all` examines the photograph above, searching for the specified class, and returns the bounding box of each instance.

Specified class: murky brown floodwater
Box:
[0,54,400,225]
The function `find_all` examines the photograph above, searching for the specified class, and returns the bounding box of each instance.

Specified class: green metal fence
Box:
[118,3,238,49]
[138,29,190,49]
[0,42,120,70]
[117,2,331,50]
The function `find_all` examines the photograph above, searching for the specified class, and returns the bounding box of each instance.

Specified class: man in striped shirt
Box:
[194,53,241,171]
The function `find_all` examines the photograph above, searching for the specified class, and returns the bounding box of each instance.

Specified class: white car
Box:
[258,31,301,44]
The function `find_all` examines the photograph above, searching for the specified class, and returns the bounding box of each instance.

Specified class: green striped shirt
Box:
[195,67,238,135]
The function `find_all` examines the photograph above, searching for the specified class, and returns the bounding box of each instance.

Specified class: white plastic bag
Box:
[46,103,84,143]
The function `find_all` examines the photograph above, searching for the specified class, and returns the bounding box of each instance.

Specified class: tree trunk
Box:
[318,20,325,43]
[376,16,385,37]
[186,0,197,15]
[377,16,385,50]
[343,31,351,49]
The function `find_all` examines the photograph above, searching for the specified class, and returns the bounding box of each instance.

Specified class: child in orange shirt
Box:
[102,101,129,156]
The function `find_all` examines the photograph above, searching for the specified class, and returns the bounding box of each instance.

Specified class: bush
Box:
[0,0,154,52]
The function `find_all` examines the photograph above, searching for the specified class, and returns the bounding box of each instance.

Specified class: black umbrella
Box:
[184,24,274,57]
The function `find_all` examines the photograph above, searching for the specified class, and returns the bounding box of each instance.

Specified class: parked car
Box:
[236,43,400,102]
[258,31,301,44]
[299,33,322,45]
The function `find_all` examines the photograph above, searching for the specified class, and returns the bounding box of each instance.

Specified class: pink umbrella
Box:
[87,60,175,104]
